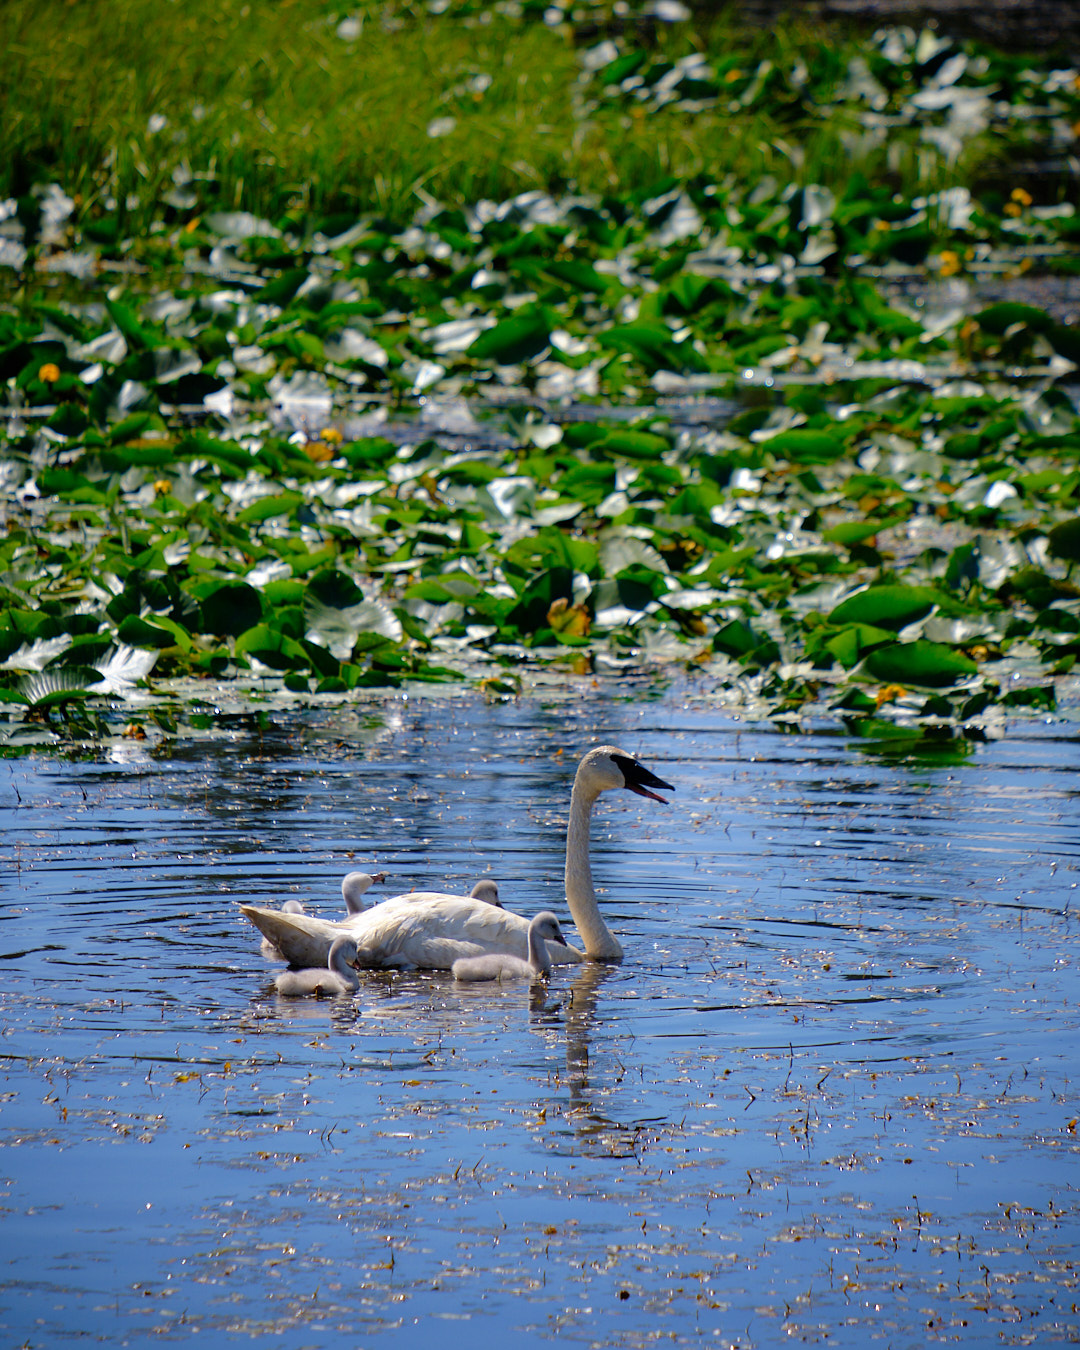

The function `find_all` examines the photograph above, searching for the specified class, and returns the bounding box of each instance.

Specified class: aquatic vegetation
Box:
[1,3,1078,748]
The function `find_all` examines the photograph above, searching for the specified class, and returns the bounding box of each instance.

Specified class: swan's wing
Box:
[241,906,350,969]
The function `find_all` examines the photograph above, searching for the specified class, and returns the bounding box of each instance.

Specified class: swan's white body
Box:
[274,936,362,997]
[453,911,566,982]
[241,745,672,971]
[260,898,305,961]
[470,880,501,907]
[342,870,385,916]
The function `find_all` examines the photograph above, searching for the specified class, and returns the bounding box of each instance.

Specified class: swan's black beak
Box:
[612,754,674,804]
[553,928,568,946]
[371,872,387,884]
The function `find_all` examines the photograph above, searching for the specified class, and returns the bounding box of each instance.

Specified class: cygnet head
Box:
[530,911,568,950]
[282,899,304,915]
[470,880,501,907]
[576,745,674,802]
[329,935,363,971]
[342,870,386,916]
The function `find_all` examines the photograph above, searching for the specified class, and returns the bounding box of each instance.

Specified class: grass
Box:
[0,0,1039,232]
[2,0,578,222]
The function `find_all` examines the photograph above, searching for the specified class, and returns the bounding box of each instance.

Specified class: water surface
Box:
[1,684,1078,1347]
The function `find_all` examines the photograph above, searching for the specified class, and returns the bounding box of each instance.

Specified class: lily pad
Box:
[1047,518,1080,564]
[304,570,403,659]
[468,312,551,364]
[863,640,978,687]
[829,585,938,631]
[200,583,265,638]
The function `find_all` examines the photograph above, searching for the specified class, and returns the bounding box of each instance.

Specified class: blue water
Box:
[1,684,1078,1347]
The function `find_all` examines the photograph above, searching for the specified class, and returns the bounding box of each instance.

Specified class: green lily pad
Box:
[822,518,901,546]
[824,623,895,668]
[974,303,1053,336]
[829,585,938,631]
[593,429,671,460]
[305,569,403,657]
[468,312,550,364]
[863,640,978,687]
[1047,518,1080,564]
[235,624,309,671]
[116,614,182,649]
[764,429,846,464]
[200,583,264,637]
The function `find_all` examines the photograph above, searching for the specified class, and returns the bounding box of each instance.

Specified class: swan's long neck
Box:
[528,926,552,975]
[565,780,623,962]
[329,942,361,990]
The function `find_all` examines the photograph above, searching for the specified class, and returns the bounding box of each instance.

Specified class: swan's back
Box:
[242,893,583,971]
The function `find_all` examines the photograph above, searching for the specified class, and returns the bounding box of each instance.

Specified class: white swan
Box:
[260,898,305,961]
[259,875,382,960]
[274,935,362,997]
[342,870,386,916]
[470,880,501,907]
[452,911,566,982]
[241,745,673,970]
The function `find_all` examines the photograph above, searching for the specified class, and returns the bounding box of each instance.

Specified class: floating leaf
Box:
[863,640,978,687]
[829,585,938,631]
[823,623,895,668]
[305,570,402,658]
[116,615,181,649]
[200,583,264,637]
[506,567,574,634]
[16,667,98,708]
[1047,518,1080,564]
[764,429,846,464]
[973,303,1053,336]
[236,492,305,524]
[234,624,309,671]
[823,518,901,546]
[468,312,550,364]
[592,429,671,460]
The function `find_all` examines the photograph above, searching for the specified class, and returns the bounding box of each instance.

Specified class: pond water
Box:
[1,682,1078,1348]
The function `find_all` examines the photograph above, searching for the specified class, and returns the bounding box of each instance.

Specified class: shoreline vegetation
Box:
[1,0,1079,752]
[3,0,1077,227]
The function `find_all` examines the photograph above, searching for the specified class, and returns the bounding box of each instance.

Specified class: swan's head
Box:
[531,911,568,946]
[576,745,674,803]
[470,880,502,907]
[328,936,363,970]
[342,870,385,915]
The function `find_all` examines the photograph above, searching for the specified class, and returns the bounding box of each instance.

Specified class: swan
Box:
[259,874,382,959]
[240,745,673,970]
[470,880,501,907]
[274,935,362,997]
[342,870,386,916]
[260,898,305,961]
[452,911,566,982]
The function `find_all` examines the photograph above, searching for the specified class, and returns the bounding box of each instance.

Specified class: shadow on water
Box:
[0,688,1078,1346]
